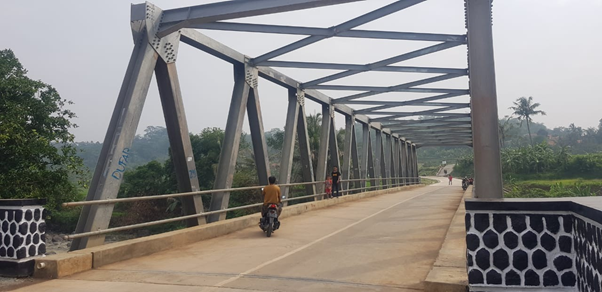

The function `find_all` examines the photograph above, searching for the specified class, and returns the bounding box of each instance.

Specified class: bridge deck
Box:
[18,179,463,292]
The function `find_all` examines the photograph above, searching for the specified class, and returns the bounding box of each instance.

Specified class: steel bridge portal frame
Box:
[71,0,502,250]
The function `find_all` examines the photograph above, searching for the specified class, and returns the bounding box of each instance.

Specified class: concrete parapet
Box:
[424,185,471,292]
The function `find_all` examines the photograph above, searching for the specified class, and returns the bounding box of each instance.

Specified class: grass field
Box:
[505,178,602,198]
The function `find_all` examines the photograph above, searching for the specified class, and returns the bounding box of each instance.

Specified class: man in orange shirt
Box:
[262,176,282,218]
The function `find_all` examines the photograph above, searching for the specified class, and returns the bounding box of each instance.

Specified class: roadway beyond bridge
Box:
[16,179,464,292]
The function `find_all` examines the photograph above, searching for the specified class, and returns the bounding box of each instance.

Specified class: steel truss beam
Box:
[192,22,466,42]
[370,113,470,122]
[383,116,471,126]
[417,142,472,147]
[155,59,205,227]
[363,104,469,116]
[72,5,161,250]
[302,41,465,88]
[334,73,465,102]
[311,85,468,95]
[349,92,468,113]
[260,61,467,75]
[158,0,364,37]
[252,0,426,64]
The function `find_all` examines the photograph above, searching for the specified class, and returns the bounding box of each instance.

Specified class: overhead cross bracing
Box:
[159,0,473,147]
[70,0,503,250]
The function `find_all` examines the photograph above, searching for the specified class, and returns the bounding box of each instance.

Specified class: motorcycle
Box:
[260,203,280,237]
[462,180,468,191]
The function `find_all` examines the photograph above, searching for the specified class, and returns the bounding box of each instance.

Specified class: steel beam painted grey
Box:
[71,27,158,250]
[247,86,272,185]
[179,29,373,124]
[209,64,250,222]
[260,61,468,75]
[350,124,361,191]
[401,140,408,185]
[412,144,418,184]
[367,129,376,188]
[315,104,331,195]
[467,0,503,198]
[352,92,468,113]
[159,0,363,37]
[334,73,464,102]
[302,41,464,87]
[279,89,300,203]
[383,116,471,126]
[193,22,465,42]
[252,0,426,64]
[384,133,392,188]
[310,85,469,95]
[342,115,354,192]
[371,113,471,122]
[392,138,400,186]
[296,96,317,196]
[329,116,341,179]
[360,123,370,191]
[155,59,205,227]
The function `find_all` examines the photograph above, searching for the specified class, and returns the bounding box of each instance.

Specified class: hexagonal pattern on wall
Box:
[0,207,46,260]
[466,212,577,288]
[574,216,602,292]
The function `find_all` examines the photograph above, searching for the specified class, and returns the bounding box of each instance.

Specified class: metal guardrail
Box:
[63,177,420,240]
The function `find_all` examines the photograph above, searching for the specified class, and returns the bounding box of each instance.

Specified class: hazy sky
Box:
[1,0,601,142]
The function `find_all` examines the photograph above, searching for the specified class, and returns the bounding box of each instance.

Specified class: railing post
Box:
[466,0,503,198]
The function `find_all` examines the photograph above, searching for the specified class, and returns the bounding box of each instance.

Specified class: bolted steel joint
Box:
[244,62,259,88]
[296,89,305,107]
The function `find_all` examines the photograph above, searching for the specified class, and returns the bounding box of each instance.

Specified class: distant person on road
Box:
[444,169,448,175]
[325,176,333,199]
[448,174,453,185]
[469,178,474,185]
[262,176,282,219]
[331,166,342,197]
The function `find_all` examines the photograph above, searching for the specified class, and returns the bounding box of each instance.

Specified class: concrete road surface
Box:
[16,182,464,292]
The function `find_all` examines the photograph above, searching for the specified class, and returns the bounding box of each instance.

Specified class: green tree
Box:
[509,96,546,146]
[0,49,83,210]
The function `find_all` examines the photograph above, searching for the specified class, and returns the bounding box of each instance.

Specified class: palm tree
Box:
[509,96,546,146]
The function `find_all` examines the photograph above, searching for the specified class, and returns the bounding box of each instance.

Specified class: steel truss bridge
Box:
[70,0,503,250]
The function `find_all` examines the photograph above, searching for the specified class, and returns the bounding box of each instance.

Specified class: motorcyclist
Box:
[462,177,468,189]
[261,176,282,223]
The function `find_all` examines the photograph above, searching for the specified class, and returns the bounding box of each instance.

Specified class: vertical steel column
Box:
[328,114,341,178]
[374,129,384,188]
[398,139,406,186]
[412,144,420,184]
[384,134,393,188]
[315,104,331,196]
[342,115,354,192]
[360,123,370,191]
[367,129,376,190]
[155,59,205,227]
[278,89,300,204]
[401,139,408,186]
[392,136,400,187]
[247,81,271,186]
[391,137,397,186]
[467,0,503,198]
[71,6,159,250]
[209,63,250,222]
[296,92,316,196]
[350,125,361,192]
[405,141,414,184]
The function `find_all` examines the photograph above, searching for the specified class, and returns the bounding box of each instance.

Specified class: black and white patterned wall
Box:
[466,212,577,289]
[573,215,602,292]
[0,203,47,277]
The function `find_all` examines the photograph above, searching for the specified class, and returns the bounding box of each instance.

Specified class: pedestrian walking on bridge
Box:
[448,174,453,185]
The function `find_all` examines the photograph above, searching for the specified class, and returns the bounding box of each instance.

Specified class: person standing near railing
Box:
[331,166,341,197]
[324,176,333,199]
